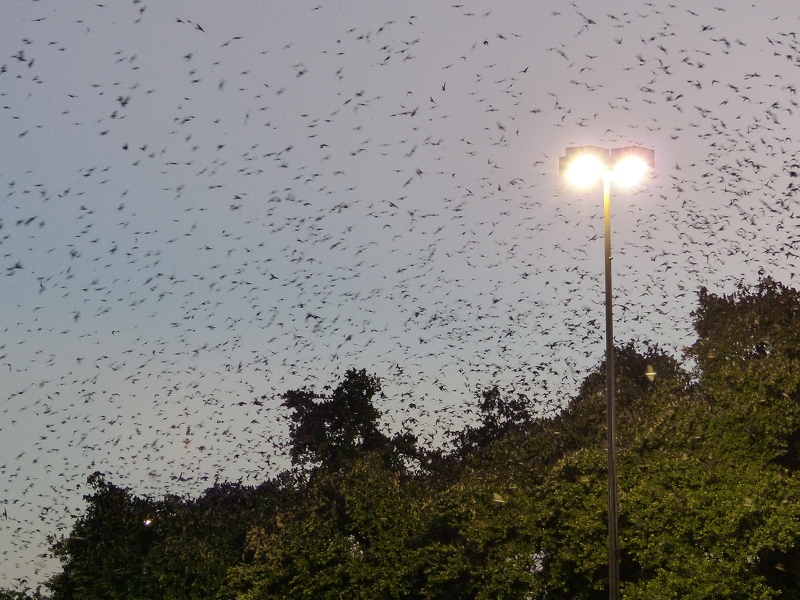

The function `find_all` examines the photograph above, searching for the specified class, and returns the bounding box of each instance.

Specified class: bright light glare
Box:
[564,155,606,187]
[611,156,649,187]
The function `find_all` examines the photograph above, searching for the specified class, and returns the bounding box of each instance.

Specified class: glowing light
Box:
[559,145,654,190]
[564,155,606,187]
[611,156,649,187]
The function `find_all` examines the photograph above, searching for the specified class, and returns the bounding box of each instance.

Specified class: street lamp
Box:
[559,145,654,600]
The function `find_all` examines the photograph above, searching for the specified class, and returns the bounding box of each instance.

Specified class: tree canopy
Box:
[5,277,800,599]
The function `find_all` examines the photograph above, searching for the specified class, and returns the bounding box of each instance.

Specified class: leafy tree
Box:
[620,278,800,598]
[146,481,286,600]
[282,368,415,473]
[222,370,425,598]
[455,384,536,455]
[0,588,47,600]
[47,474,289,600]
[688,277,800,461]
[223,452,431,600]
[47,472,159,600]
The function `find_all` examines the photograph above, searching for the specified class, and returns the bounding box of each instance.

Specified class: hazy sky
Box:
[2,0,800,588]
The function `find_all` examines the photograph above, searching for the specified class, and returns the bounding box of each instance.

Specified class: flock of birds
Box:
[2,0,800,589]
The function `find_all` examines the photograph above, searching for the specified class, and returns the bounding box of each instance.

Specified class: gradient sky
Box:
[2,0,800,588]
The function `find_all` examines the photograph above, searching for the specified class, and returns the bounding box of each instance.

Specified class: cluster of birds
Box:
[1,0,799,589]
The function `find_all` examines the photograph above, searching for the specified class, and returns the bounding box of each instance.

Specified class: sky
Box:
[2,0,800,589]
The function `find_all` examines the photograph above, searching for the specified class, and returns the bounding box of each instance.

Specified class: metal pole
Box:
[603,174,621,599]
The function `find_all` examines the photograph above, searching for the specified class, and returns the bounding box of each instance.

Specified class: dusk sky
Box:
[3,0,800,588]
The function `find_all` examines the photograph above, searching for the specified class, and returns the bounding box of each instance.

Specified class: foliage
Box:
[0,588,47,600]
[221,452,430,599]
[144,481,286,600]
[47,472,160,600]
[46,475,287,600]
[455,384,536,455]
[282,367,416,473]
[45,278,800,598]
[688,277,800,462]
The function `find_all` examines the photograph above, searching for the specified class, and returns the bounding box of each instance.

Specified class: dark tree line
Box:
[6,278,800,599]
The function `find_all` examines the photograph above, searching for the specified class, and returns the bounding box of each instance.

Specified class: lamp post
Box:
[558,145,654,600]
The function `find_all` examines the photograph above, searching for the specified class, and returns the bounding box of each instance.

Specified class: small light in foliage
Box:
[143,518,152,527]
[645,365,657,382]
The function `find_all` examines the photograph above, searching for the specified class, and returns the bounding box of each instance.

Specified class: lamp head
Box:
[609,146,655,187]
[559,145,610,187]
[559,145,654,188]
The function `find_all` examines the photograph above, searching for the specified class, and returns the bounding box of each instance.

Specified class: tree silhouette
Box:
[283,368,415,472]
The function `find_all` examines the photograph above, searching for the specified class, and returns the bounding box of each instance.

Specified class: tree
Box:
[454,385,536,455]
[145,481,287,600]
[47,472,159,600]
[222,453,431,600]
[282,368,415,473]
[0,588,47,600]
[47,473,289,600]
[688,277,800,461]
[620,278,800,598]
